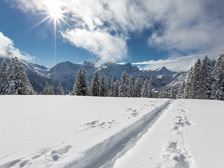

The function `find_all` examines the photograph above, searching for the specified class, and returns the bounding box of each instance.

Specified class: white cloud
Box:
[133,54,207,72]
[147,0,224,54]
[62,29,127,64]
[134,58,195,72]
[0,32,31,61]
[9,0,224,64]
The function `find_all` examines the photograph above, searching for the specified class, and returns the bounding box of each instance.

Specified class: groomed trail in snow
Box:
[114,99,224,168]
[65,100,172,168]
[0,96,169,168]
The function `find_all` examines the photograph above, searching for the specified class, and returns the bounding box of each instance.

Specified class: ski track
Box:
[65,100,173,168]
[0,100,172,168]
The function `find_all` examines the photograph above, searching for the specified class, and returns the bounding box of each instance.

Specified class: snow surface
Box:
[0,97,223,168]
[114,99,224,168]
[0,96,168,168]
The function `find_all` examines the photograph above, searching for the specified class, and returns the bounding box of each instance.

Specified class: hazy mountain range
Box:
[0,57,186,93]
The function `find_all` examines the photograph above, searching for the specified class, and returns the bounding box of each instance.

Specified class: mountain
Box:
[97,63,140,81]
[48,61,82,91]
[0,57,186,93]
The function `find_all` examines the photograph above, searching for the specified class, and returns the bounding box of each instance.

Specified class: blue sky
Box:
[0,0,224,71]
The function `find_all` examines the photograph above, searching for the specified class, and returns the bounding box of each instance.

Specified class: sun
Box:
[45,1,64,24]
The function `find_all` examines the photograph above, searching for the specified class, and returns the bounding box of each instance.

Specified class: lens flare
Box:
[45,1,64,24]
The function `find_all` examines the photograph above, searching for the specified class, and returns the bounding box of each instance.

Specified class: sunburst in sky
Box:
[45,1,69,29]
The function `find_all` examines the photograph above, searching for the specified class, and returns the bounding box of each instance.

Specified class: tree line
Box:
[183,54,224,100]
[159,54,224,100]
[70,69,153,97]
[0,57,154,97]
[0,57,34,95]
[1,55,224,101]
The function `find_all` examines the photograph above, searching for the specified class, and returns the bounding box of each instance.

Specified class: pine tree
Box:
[73,69,88,96]
[0,62,8,94]
[192,59,203,99]
[189,59,202,99]
[158,90,169,98]
[1,58,34,95]
[184,67,193,98]
[55,83,65,95]
[119,71,130,97]
[111,80,119,97]
[200,56,212,99]
[170,86,178,99]
[99,75,108,96]
[129,78,135,97]
[91,72,100,96]
[141,79,152,98]
[211,54,224,100]
[177,81,186,99]
[43,82,54,95]
[133,78,142,97]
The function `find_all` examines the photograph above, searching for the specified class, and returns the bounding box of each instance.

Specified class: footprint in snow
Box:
[127,108,140,119]
[162,142,190,168]
[131,112,139,117]
[173,115,191,131]
[82,120,118,130]
[51,145,73,161]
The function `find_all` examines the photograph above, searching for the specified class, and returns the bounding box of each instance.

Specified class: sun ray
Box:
[19,0,67,80]
[19,16,51,37]
[41,1,66,81]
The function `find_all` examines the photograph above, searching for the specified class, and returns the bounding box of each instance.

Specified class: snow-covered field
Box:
[0,96,223,168]
[114,99,224,168]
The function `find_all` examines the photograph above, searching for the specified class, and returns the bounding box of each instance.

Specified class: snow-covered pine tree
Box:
[1,57,34,95]
[141,79,152,98]
[200,56,212,99]
[141,80,147,97]
[90,72,100,96]
[133,78,142,97]
[211,54,224,100]
[119,71,130,97]
[177,81,186,99]
[43,82,54,95]
[73,69,88,96]
[0,62,9,94]
[111,80,119,97]
[184,67,193,98]
[99,75,108,97]
[191,59,202,99]
[129,77,135,97]
[170,87,178,98]
[158,90,168,98]
[55,83,65,95]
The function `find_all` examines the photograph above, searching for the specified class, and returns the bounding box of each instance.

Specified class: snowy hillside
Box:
[0,96,223,168]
